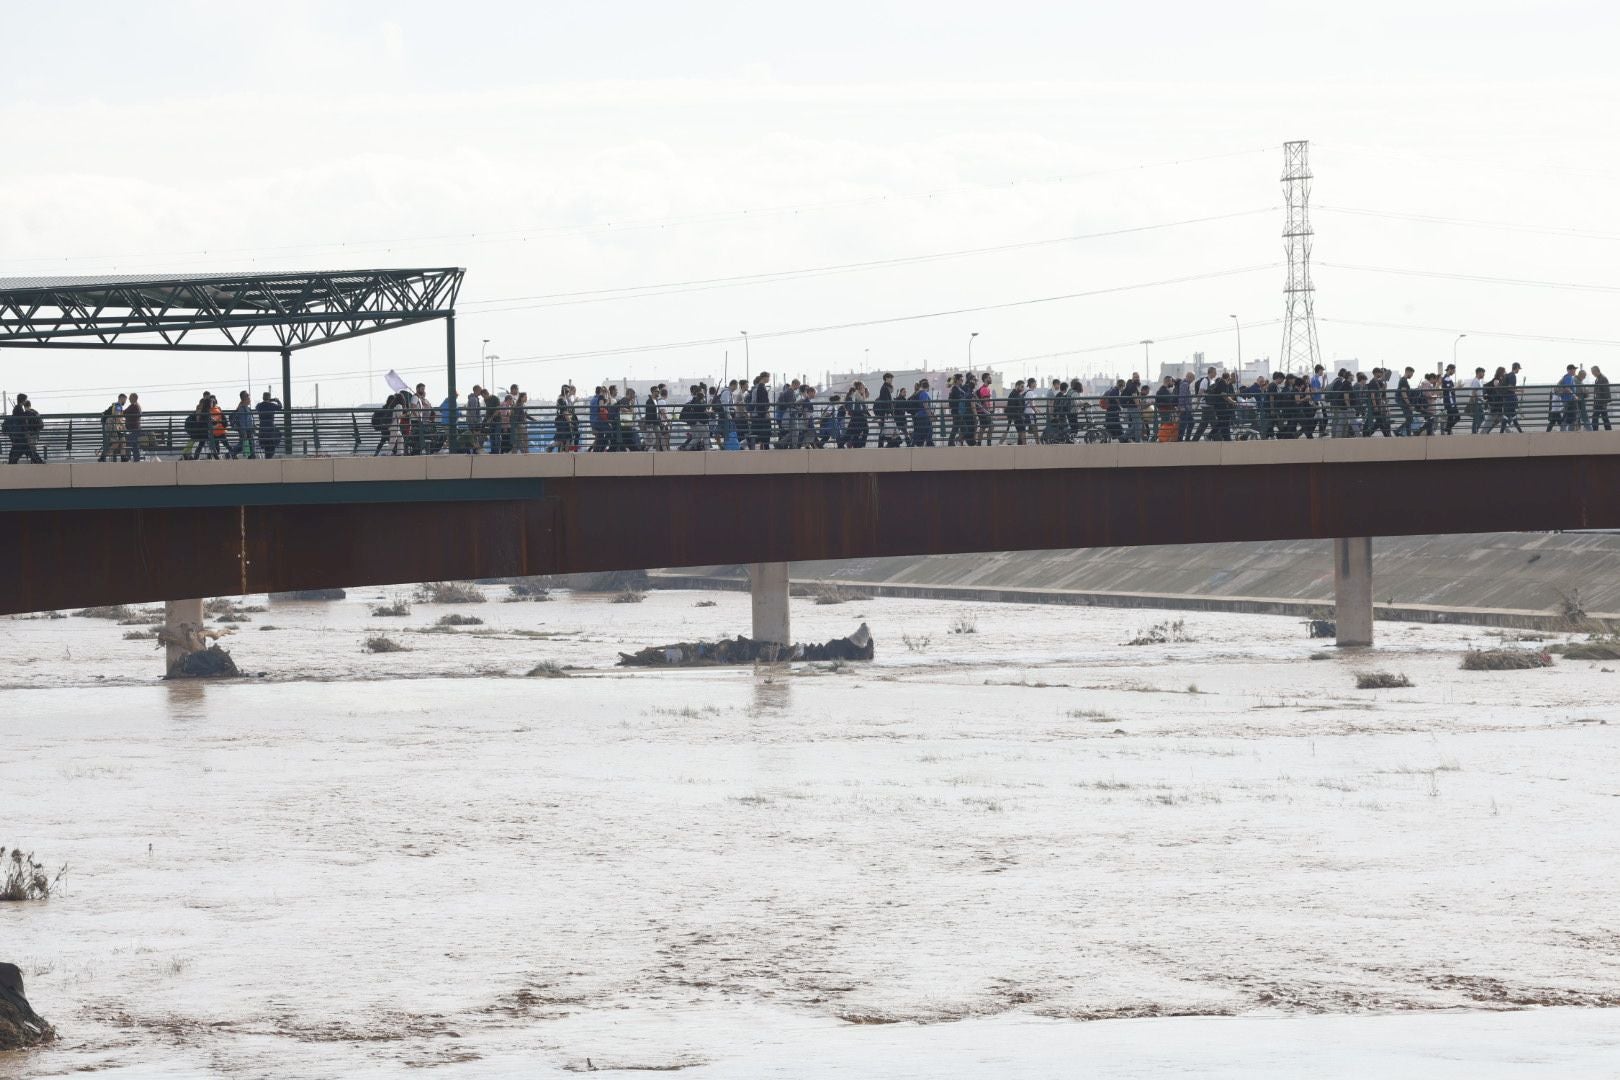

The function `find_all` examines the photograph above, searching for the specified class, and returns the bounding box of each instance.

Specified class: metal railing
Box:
[2,385,1612,462]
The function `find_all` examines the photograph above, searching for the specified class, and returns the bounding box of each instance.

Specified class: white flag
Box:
[383,369,411,395]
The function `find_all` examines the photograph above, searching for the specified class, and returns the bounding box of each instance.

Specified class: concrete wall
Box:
[662,530,1620,627]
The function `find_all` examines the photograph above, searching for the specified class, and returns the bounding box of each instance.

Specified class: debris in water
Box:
[617,624,874,667]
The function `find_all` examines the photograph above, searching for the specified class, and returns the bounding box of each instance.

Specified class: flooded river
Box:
[3,587,1619,1077]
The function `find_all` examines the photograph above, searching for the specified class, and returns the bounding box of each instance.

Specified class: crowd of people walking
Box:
[3,361,1613,463]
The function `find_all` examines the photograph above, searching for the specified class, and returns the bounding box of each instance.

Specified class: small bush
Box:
[1123,619,1195,646]
[437,613,485,627]
[1355,671,1413,689]
[117,613,164,626]
[1550,639,1620,661]
[1308,651,1333,661]
[364,636,408,653]
[901,633,932,653]
[371,598,412,617]
[1,848,65,901]
[214,613,251,623]
[812,583,872,606]
[612,589,646,604]
[258,625,281,631]
[123,628,158,640]
[203,597,243,616]
[508,580,552,598]
[75,604,134,620]
[694,599,718,608]
[526,661,570,678]
[415,581,486,604]
[1461,649,1554,671]
[949,613,979,635]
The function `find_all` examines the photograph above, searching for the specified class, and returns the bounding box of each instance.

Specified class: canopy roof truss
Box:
[0,268,464,351]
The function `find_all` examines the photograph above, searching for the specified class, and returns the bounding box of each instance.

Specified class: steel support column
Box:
[445,311,458,448]
[280,347,293,452]
[749,562,791,645]
[1333,536,1373,647]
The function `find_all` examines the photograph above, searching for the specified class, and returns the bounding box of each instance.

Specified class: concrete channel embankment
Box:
[653,532,1620,632]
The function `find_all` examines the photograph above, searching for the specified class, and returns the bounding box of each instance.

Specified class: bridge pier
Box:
[1333,537,1373,647]
[749,562,791,645]
[163,598,205,675]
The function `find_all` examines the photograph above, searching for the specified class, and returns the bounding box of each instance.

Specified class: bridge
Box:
[4,432,1618,672]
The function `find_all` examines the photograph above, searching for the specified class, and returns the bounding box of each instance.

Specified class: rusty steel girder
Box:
[3,455,1619,615]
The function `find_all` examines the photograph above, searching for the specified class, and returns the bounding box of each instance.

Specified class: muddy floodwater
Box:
[3,587,1620,1077]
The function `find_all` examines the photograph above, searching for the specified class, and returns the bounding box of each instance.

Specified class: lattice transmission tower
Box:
[1280,140,1322,373]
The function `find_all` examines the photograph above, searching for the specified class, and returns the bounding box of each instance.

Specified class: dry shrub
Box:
[1,849,65,901]
[364,636,408,654]
[123,628,158,640]
[694,600,718,608]
[371,597,412,617]
[1355,671,1413,689]
[949,613,979,635]
[612,589,646,604]
[901,633,932,653]
[526,661,569,678]
[812,583,872,606]
[1123,619,1195,646]
[1461,649,1554,671]
[203,597,243,615]
[437,613,484,627]
[75,604,134,620]
[1551,639,1620,661]
[415,581,486,604]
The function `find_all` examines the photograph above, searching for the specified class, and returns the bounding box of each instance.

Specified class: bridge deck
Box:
[3,430,1618,499]
[4,433,1619,614]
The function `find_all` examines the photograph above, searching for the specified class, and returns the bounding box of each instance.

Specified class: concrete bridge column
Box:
[1333,537,1373,647]
[163,598,206,674]
[749,562,791,645]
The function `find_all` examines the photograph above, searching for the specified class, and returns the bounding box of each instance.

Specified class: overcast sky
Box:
[5,1,1620,410]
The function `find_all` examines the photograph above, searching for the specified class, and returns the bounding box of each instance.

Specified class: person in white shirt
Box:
[1466,367,1486,433]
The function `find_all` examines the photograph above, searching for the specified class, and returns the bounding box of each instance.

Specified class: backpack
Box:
[371,408,391,432]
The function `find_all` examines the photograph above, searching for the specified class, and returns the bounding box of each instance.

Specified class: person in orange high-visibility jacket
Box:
[208,396,237,459]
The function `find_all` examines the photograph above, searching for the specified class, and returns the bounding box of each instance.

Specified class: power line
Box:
[459,208,1277,311]
[0,147,1273,272]
[1317,205,1620,243]
[1320,317,1620,348]
[1321,262,1620,294]
[1007,320,1283,366]
[488,264,1281,368]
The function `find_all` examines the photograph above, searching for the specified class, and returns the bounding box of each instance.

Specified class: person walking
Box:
[232,391,257,458]
[1466,368,1486,434]
[124,392,144,461]
[256,392,283,458]
[5,395,44,464]
[1592,365,1612,431]
[97,394,127,462]
[911,380,935,446]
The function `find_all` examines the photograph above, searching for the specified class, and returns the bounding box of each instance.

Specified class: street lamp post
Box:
[479,339,490,390]
[1140,339,1153,371]
[1228,315,1242,374]
[740,330,750,373]
[968,331,979,369]
[1453,333,1467,367]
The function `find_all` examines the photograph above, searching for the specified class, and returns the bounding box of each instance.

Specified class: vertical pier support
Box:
[163,597,206,675]
[749,562,791,645]
[280,347,293,452]
[1333,537,1373,647]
